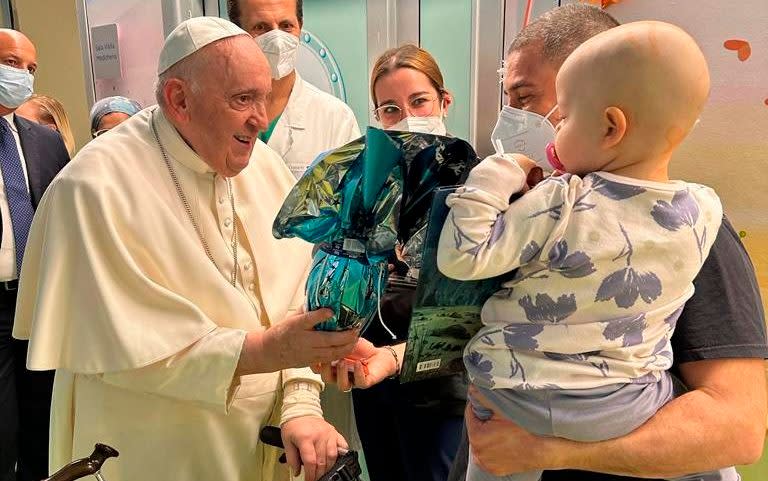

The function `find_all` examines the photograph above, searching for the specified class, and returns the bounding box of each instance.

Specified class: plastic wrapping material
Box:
[274,127,477,330]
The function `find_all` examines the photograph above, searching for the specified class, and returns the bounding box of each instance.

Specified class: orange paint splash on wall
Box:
[723,39,752,61]
[580,0,621,7]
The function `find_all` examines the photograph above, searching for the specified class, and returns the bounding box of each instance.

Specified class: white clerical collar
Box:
[151,107,213,175]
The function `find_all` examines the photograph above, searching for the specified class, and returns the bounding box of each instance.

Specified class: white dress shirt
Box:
[267,73,361,178]
[0,113,31,281]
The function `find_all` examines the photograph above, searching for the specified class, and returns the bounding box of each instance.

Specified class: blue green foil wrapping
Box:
[274,127,478,331]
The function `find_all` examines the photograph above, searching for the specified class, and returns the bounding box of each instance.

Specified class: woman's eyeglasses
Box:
[373,95,440,125]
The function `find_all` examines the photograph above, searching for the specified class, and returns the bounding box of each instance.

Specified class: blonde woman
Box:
[16,94,76,156]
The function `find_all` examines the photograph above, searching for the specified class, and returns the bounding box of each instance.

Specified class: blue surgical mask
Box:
[0,64,34,109]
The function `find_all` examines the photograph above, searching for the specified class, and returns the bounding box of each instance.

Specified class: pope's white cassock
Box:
[12,107,321,481]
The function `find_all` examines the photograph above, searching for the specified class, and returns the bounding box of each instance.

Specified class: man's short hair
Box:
[508,4,619,67]
[227,0,304,28]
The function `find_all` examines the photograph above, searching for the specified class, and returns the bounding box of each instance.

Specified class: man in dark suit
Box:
[0,29,69,481]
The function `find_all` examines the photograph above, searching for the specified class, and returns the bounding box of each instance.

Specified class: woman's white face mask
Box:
[383,103,448,136]
[490,105,557,170]
[385,115,447,136]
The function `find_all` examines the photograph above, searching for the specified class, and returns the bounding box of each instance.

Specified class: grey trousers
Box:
[467,373,740,481]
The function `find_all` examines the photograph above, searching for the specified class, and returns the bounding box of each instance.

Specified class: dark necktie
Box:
[0,117,34,276]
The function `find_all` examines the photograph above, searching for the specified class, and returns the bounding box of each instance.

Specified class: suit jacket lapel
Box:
[14,115,44,207]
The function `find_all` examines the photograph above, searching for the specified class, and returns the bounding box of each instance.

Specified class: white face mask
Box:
[384,102,448,135]
[386,115,447,135]
[490,105,557,170]
[255,29,299,80]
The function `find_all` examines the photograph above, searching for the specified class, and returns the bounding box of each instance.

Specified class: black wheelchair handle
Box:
[259,425,362,481]
[46,443,119,481]
[259,425,285,449]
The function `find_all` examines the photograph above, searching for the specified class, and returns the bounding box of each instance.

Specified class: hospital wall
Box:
[12,0,92,150]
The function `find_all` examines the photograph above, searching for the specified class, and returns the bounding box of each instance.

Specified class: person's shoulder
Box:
[298,78,356,117]
[710,215,749,260]
[15,114,48,136]
[683,180,721,203]
[59,110,154,186]
[690,213,759,303]
[15,115,65,147]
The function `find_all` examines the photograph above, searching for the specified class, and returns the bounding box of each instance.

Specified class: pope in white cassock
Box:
[11,16,360,481]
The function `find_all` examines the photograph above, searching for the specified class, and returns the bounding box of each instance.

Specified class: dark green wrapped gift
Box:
[273,127,477,331]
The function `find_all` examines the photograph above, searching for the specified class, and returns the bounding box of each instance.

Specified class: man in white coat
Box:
[227,0,366,460]
[12,17,358,481]
[227,0,361,179]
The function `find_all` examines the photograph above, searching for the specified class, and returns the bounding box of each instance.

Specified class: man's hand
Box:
[238,309,359,375]
[508,153,545,193]
[467,359,768,477]
[311,338,400,391]
[466,386,565,475]
[281,416,348,481]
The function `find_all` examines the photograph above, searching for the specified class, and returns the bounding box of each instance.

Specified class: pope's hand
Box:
[238,309,359,374]
[311,338,399,391]
[281,416,348,481]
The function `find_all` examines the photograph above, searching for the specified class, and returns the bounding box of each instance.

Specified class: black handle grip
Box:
[259,425,285,449]
[259,425,362,480]
[46,443,119,481]
[260,425,287,463]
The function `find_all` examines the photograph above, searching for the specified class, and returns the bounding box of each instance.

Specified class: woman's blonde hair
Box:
[370,44,447,107]
[23,94,76,156]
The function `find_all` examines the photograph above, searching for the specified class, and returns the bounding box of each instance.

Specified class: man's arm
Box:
[99,309,357,414]
[560,358,765,475]
[468,358,766,477]
[467,216,767,478]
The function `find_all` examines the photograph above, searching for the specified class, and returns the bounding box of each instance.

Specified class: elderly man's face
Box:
[503,42,561,124]
[238,0,301,39]
[185,36,271,177]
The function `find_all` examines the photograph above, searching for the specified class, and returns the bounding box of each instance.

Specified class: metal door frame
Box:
[76,0,211,110]
[1,0,12,28]
[366,0,420,125]
[470,0,505,156]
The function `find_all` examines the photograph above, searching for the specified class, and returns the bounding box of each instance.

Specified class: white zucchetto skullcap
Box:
[158,16,249,74]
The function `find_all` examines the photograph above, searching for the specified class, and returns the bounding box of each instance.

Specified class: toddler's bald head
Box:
[558,21,709,164]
